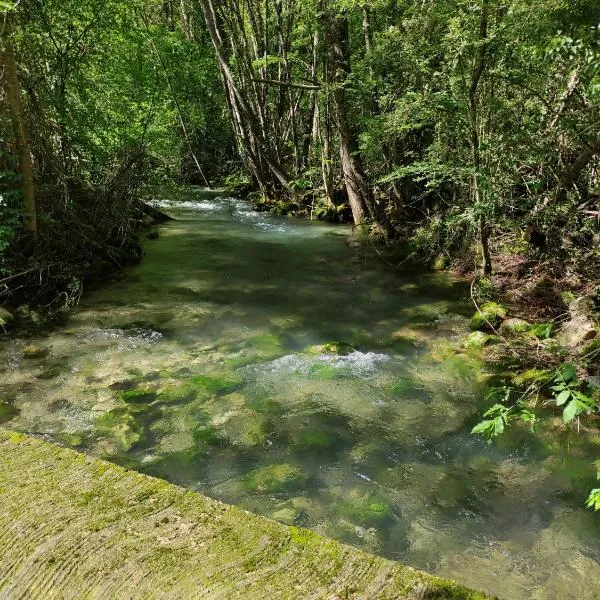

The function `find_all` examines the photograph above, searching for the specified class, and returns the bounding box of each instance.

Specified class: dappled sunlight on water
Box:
[1,187,599,599]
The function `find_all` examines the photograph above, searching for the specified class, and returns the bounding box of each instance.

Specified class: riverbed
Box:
[1,188,598,599]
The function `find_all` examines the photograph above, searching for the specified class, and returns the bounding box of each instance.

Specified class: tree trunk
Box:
[1,15,38,241]
[468,0,490,275]
[326,11,392,237]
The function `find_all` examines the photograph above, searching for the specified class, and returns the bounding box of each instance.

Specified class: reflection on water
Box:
[1,187,598,599]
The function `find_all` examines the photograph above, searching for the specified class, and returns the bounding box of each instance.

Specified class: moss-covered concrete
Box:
[0,429,492,599]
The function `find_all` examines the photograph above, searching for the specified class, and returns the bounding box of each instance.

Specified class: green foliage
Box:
[529,322,554,340]
[587,462,600,511]
[550,364,597,424]
[471,387,538,444]
[474,363,599,509]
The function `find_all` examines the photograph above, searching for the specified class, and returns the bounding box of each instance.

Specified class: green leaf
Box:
[471,419,497,442]
[572,391,597,410]
[555,389,571,406]
[493,416,505,437]
[586,489,600,511]
[557,363,577,383]
[483,403,506,418]
[563,399,581,423]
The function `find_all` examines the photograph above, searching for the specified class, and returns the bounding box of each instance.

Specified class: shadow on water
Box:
[1,188,599,600]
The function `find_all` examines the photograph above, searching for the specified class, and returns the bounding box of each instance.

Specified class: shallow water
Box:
[1,188,599,599]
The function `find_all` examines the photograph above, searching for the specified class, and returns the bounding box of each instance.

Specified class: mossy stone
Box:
[119,389,157,404]
[463,331,493,350]
[433,254,450,271]
[193,425,226,448]
[580,338,600,357]
[95,408,143,452]
[191,374,241,396]
[0,307,15,329]
[0,401,18,424]
[499,318,531,335]
[248,333,283,356]
[271,502,305,526]
[243,463,307,493]
[246,396,281,415]
[35,366,64,380]
[512,368,553,389]
[156,383,200,405]
[388,377,415,397]
[240,419,272,446]
[308,363,348,380]
[469,302,508,331]
[292,429,336,453]
[56,433,86,447]
[337,492,393,527]
[22,345,48,359]
[306,342,355,356]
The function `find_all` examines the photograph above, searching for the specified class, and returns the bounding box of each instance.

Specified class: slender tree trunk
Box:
[1,15,38,241]
[198,0,293,197]
[468,0,491,275]
[326,11,393,236]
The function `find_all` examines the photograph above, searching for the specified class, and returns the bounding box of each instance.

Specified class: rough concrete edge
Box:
[0,429,495,599]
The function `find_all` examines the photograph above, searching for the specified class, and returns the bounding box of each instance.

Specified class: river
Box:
[1,188,599,599]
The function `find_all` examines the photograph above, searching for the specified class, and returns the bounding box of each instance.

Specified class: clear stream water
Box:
[1,188,599,599]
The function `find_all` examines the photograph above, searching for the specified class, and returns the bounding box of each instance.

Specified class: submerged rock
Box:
[305,341,356,356]
[271,501,306,526]
[337,491,393,527]
[35,366,64,380]
[243,463,307,493]
[0,400,18,424]
[95,407,143,453]
[0,307,15,330]
[22,345,49,359]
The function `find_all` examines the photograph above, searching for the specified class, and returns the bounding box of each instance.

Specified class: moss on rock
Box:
[243,463,308,493]
[512,369,553,389]
[191,373,242,395]
[305,342,355,356]
[119,389,158,404]
[463,331,494,350]
[0,307,15,329]
[0,400,18,424]
[337,491,393,527]
[469,302,508,331]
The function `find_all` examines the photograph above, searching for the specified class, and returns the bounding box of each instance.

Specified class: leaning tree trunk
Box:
[0,14,37,242]
[326,11,393,237]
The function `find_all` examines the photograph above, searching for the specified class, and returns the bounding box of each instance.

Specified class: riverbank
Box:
[0,429,490,599]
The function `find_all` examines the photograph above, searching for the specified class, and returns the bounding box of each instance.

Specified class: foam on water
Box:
[245,350,390,379]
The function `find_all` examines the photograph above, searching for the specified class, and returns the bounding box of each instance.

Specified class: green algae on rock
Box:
[244,463,308,493]
[337,491,394,527]
[0,307,15,330]
[0,430,492,599]
[0,400,18,424]
[469,302,508,331]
